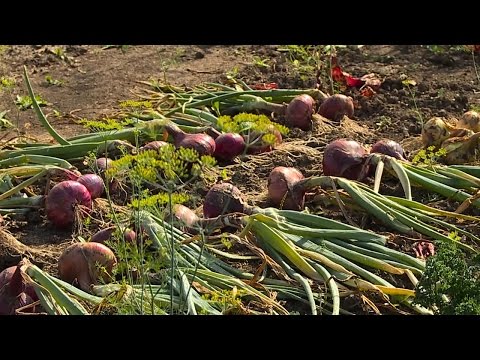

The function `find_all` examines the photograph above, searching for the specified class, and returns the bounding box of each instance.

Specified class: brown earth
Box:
[1,45,479,313]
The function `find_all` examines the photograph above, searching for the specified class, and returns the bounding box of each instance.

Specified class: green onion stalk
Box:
[136,206,429,314]
[135,79,328,115]
[368,153,480,209]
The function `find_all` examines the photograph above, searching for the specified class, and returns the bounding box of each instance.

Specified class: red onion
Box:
[214,133,246,161]
[58,242,117,292]
[268,167,305,210]
[322,139,369,180]
[370,139,406,160]
[169,204,200,233]
[90,226,136,244]
[203,183,251,218]
[45,181,92,228]
[0,263,38,315]
[140,140,169,152]
[90,227,115,243]
[164,122,216,156]
[123,229,136,243]
[286,94,315,130]
[318,94,354,121]
[96,157,113,172]
[77,174,105,199]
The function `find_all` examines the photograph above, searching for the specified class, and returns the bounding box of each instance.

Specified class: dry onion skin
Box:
[458,111,480,133]
[421,117,452,147]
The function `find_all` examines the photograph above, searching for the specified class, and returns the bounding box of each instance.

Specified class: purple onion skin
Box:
[318,94,354,121]
[90,227,115,244]
[322,139,369,180]
[140,141,169,152]
[46,181,92,228]
[214,133,246,161]
[370,139,406,161]
[96,158,113,172]
[77,174,105,199]
[0,264,38,315]
[165,123,216,156]
[123,229,136,243]
[203,183,249,218]
[90,227,136,244]
[169,204,200,233]
[268,167,305,210]
[286,94,315,130]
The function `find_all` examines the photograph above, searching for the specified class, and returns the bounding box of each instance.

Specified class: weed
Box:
[119,100,153,109]
[0,110,13,129]
[45,75,63,86]
[0,76,15,89]
[79,117,135,131]
[414,239,480,315]
[225,66,240,81]
[252,56,270,69]
[15,94,49,111]
[470,105,480,113]
[412,146,447,165]
[277,45,344,92]
[375,115,392,131]
[402,78,424,128]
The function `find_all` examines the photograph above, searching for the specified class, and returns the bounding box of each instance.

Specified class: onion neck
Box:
[223,95,288,116]
[164,122,186,141]
[292,175,338,193]
[7,265,25,297]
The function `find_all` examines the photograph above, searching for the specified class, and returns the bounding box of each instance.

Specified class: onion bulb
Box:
[0,262,38,315]
[458,111,480,133]
[58,242,117,293]
[90,227,136,244]
[285,94,315,130]
[421,117,452,147]
[77,174,105,199]
[322,139,369,180]
[370,139,407,160]
[203,183,250,218]
[164,122,216,156]
[214,133,246,161]
[246,126,283,155]
[140,140,169,152]
[268,167,305,210]
[96,157,113,172]
[45,181,92,228]
[318,94,354,121]
[168,204,200,233]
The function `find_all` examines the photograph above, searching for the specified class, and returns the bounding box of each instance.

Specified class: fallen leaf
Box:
[192,281,212,295]
[402,79,417,87]
[413,241,435,259]
[360,86,376,97]
[331,58,382,90]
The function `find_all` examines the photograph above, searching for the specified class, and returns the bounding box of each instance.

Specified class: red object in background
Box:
[330,57,382,93]
[413,241,435,259]
[251,82,279,90]
[360,86,376,97]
